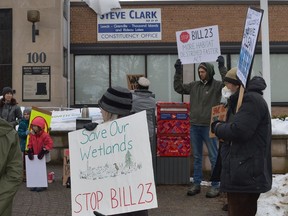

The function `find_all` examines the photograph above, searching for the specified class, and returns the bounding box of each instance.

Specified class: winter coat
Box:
[28,117,53,155]
[174,63,227,126]
[214,76,272,193]
[0,98,22,128]
[17,118,30,152]
[132,89,156,139]
[0,118,23,216]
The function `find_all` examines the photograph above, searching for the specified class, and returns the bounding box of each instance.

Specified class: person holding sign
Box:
[17,107,32,182]
[27,116,53,192]
[0,117,22,216]
[84,86,149,216]
[173,57,227,198]
[211,72,272,216]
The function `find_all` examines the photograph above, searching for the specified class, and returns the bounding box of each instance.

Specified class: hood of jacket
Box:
[31,116,46,130]
[247,76,267,95]
[0,118,14,136]
[198,62,215,83]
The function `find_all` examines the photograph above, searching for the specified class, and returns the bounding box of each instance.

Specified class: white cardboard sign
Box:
[176,25,221,64]
[68,111,157,216]
[25,155,48,188]
[237,7,263,87]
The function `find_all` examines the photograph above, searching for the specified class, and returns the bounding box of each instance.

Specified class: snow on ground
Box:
[256,174,288,216]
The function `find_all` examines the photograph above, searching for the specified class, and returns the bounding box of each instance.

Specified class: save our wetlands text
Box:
[79,121,133,160]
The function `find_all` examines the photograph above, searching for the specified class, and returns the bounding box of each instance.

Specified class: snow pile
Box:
[50,108,103,131]
[272,118,288,135]
[256,174,288,215]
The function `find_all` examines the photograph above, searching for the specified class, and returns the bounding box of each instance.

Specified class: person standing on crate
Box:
[173,56,227,198]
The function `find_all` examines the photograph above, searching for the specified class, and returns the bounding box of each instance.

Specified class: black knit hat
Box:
[2,86,13,96]
[98,86,132,116]
[224,67,241,85]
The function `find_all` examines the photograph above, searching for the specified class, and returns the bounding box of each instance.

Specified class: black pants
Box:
[227,192,260,216]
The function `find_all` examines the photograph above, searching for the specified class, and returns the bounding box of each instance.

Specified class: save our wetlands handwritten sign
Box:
[176,25,221,64]
[68,111,157,216]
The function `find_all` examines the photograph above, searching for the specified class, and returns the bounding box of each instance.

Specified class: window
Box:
[74,52,288,105]
[74,54,182,105]
[147,54,181,102]
[75,55,109,104]
[111,55,145,87]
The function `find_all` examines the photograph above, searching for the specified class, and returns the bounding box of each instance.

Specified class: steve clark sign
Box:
[176,25,221,64]
[68,111,157,215]
[97,8,161,41]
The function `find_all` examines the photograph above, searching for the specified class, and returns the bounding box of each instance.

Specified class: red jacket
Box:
[27,117,53,154]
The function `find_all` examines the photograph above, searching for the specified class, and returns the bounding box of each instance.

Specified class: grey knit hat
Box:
[98,86,132,116]
[23,107,32,115]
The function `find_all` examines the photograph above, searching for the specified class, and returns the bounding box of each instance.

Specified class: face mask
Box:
[222,86,233,99]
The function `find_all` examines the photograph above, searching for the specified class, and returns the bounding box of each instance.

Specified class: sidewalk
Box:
[12,163,227,216]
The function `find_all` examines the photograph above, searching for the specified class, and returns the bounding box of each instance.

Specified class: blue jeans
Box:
[190,125,219,187]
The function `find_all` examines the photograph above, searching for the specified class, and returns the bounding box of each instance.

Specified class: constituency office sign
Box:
[176,25,220,64]
[237,7,263,87]
[97,8,161,41]
[68,111,157,215]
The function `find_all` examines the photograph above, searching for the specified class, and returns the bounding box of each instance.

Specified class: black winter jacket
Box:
[214,76,272,193]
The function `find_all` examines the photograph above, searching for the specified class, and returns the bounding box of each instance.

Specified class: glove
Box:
[84,122,98,131]
[26,130,30,135]
[174,59,183,74]
[38,148,49,160]
[211,120,222,134]
[93,211,106,216]
[216,56,225,68]
[27,148,34,160]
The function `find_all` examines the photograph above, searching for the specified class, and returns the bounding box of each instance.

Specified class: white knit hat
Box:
[138,77,150,87]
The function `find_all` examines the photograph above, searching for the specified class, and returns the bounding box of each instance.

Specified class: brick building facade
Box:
[70,1,288,116]
[71,3,288,44]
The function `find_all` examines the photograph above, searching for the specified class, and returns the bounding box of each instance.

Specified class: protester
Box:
[211,72,272,216]
[84,86,149,216]
[131,77,156,146]
[17,107,32,182]
[27,116,53,192]
[173,57,227,198]
[0,86,22,128]
[0,117,23,216]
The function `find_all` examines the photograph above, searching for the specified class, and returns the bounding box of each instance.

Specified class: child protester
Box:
[17,107,31,182]
[27,116,53,192]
